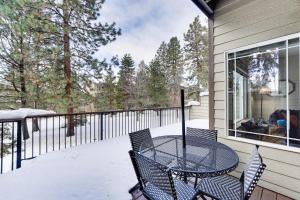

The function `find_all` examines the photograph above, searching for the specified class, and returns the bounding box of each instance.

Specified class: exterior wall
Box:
[212,0,300,199]
[190,95,209,120]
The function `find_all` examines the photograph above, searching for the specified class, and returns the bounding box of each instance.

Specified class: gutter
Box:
[191,0,213,17]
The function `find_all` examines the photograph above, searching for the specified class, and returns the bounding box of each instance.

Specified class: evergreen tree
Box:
[165,37,184,106]
[147,59,168,107]
[134,61,150,108]
[0,0,48,108]
[183,16,208,101]
[37,0,121,135]
[156,42,168,69]
[117,54,135,109]
[101,57,118,110]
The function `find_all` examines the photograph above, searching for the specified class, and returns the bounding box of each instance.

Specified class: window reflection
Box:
[227,38,300,148]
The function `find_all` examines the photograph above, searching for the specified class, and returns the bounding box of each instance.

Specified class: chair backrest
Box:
[186,127,218,141]
[129,150,177,199]
[241,145,266,200]
[129,129,153,152]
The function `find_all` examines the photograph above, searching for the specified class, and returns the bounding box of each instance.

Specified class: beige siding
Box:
[213,0,300,199]
[189,96,209,120]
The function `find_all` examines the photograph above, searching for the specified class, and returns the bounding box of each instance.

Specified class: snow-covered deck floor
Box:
[0,119,208,200]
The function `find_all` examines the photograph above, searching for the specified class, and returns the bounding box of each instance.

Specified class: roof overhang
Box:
[191,0,214,17]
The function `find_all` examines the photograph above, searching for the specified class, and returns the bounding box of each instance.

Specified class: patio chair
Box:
[129,128,154,152]
[183,127,218,185]
[186,127,218,141]
[128,129,173,165]
[129,150,199,200]
[196,145,266,200]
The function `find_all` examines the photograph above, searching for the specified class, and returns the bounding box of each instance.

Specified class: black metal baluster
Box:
[104,115,107,139]
[75,115,77,146]
[24,123,26,160]
[159,109,162,127]
[124,112,126,135]
[135,111,137,131]
[122,112,124,135]
[115,113,117,137]
[46,118,48,153]
[148,110,150,128]
[58,116,61,150]
[85,114,87,144]
[98,114,100,141]
[108,114,110,139]
[64,115,67,149]
[1,123,4,174]
[32,119,34,158]
[111,113,113,137]
[93,114,96,141]
[89,114,92,143]
[70,115,72,147]
[52,116,55,151]
[11,122,15,170]
[39,117,41,155]
[100,113,103,140]
[16,121,22,169]
[118,112,120,137]
[80,115,82,145]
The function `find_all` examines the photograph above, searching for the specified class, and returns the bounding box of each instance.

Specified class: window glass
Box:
[227,38,298,147]
[288,38,300,147]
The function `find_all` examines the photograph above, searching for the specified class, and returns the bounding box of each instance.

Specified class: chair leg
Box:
[128,182,140,194]
[200,194,207,200]
[194,175,198,188]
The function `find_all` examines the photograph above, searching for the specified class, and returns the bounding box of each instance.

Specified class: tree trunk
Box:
[63,0,74,137]
[19,36,26,108]
[19,60,26,107]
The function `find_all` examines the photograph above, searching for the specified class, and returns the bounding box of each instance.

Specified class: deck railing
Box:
[0,106,190,174]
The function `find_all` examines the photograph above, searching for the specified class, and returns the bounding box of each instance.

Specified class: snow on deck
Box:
[0,119,208,200]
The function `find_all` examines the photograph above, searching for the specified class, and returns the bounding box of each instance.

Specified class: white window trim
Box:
[224,32,300,153]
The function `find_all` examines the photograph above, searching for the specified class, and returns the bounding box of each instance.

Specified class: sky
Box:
[96,0,207,66]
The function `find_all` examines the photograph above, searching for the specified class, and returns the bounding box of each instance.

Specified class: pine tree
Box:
[134,61,150,108]
[156,42,168,69]
[117,54,135,109]
[183,16,208,101]
[37,0,121,135]
[0,0,47,108]
[147,59,168,107]
[101,57,118,110]
[165,37,184,106]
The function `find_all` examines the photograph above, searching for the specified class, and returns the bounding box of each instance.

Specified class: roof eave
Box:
[191,0,214,17]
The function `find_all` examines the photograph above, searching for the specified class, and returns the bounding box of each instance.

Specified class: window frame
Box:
[224,32,300,151]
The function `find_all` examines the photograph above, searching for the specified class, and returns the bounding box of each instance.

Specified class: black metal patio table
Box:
[139,135,239,181]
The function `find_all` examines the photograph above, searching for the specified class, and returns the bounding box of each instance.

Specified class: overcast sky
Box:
[96,0,206,65]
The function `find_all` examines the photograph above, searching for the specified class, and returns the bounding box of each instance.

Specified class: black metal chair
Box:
[186,127,218,141]
[129,128,154,152]
[128,129,173,165]
[196,145,266,200]
[183,128,218,186]
[129,150,199,200]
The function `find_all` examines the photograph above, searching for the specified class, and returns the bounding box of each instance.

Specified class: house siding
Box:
[189,95,209,120]
[212,0,300,199]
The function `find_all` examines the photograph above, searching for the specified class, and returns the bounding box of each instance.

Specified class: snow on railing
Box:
[0,106,191,174]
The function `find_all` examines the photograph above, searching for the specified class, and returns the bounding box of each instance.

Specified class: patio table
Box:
[139,135,239,180]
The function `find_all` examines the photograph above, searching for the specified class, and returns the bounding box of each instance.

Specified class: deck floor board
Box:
[131,186,292,200]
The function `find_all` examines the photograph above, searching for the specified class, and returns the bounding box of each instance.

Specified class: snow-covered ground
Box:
[0,119,208,200]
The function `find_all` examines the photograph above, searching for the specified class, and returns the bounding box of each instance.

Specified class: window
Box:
[226,34,300,148]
